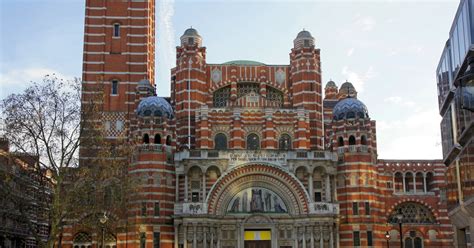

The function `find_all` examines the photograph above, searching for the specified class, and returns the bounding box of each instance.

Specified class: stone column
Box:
[202,172,207,201]
[183,225,188,248]
[402,174,406,193]
[329,225,334,248]
[294,227,298,248]
[210,226,214,248]
[423,174,427,193]
[392,174,396,192]
[176,175,180,202]
[217,225,221,248]
[302,227,306,248]
[336,224,340,248]
[174,225,179,248]
[413,175,417,193]
[184,174,189,202]
[193,225,197,248]
[326,175,331,202]
[204,226,207,248]
[310,226,315,248]
[309,174,314,201]
[320,227,324,248]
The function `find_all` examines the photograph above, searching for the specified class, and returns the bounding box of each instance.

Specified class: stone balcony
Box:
[308,202,339,215]
[174,202,339,216]
[174,149,337,168]
[175,202,208,215]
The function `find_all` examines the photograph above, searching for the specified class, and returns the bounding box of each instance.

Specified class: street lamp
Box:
[385,231,391,248]
[396,209,404,248]
[99,212,108,248]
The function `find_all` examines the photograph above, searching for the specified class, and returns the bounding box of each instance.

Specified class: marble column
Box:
[210,227,214,248]
[423,174,427,193]
[320,228,324,248]
[183,225,188,248]
[203,226,207,248]
[326,175,331,202]
[193,225,197,248]
[309,174,314,201]
[329,225,334,248]
[402,174,406,193]
[184,174,189,202]
[310,226,315,248]
[202,173,207,201]
[302,227,306,248]
[174,225,179,248]
[294,227,298,248]
[175,175,179,202]
[413,175,417,193]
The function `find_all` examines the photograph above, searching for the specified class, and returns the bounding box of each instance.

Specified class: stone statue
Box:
[264,191,271,212]
[230,197,240,212]
[250,189,264,212]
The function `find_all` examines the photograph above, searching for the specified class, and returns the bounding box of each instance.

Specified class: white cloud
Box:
[0,67,72,99]
[377,108,442,159]
[346,48,354,57]
[354,14,376,31]
[341,66,376,92]
[156,0,175,96]
[384,96,415,107]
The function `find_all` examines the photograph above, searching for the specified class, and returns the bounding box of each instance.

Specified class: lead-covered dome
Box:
[333,98,369,120]
[136,96,174,118]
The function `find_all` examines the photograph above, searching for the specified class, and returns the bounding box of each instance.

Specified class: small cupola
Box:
[180,27,202,47]
[293,29,315,49]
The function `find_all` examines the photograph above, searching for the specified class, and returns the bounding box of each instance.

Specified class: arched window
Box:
[361,135,367,145]
[103,232,117,248]
[349,135,356,145]
[405,172,414,192]
[338,137,344,146]
[154,134,161,144]
[111,80,119,95]
[166,135,172,146]
[246,134,260,150]
[388,202,436,224]
[426,172,434,191]
[73,232,92,248]
[405,234,423,248]
[394,172,403,192]
[113,23,120,37]
[213,86,230,107]
[214,133,228,150]
[279,134,291,150]
[143,134,150,144]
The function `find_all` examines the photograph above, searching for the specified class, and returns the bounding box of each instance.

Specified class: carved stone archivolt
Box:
[207,164,310,215]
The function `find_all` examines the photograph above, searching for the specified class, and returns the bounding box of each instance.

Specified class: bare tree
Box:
[0,75,133,248]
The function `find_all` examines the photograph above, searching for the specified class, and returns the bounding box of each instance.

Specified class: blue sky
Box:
[0,0,460,159]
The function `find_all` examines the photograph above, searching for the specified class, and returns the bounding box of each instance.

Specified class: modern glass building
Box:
[436,0,474,246]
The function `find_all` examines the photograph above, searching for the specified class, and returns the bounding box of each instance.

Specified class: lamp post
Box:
[99,212,108,248]
[385,231,390,248]
[396,209,403,248]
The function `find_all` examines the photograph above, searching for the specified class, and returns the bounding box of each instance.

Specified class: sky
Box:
[0,0,461,159]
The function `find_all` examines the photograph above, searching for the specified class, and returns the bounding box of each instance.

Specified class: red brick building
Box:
[63,1,453,247]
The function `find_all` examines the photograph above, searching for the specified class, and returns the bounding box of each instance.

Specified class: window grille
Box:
[267,86,283,106]
[237,83,259,98]
[388,202,436,224]
[213,86,230,107]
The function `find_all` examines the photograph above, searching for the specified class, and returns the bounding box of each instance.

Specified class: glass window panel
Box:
[353,231,360,246]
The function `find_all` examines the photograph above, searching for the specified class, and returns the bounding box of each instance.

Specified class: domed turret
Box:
[180,27,202,47]
[136,96,174,119]
[338,81,358,99]
[333,98,369,120]
[293,30,315,49]
[325,80,337,89]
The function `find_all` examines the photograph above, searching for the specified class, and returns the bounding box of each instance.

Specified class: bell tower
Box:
[290,30,324,150]
[82,0,156,118]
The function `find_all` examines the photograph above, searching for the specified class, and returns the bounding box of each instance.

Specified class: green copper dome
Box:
[222,60,266,66]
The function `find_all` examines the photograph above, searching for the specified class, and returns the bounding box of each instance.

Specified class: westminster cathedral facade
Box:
[63,1,454,248]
